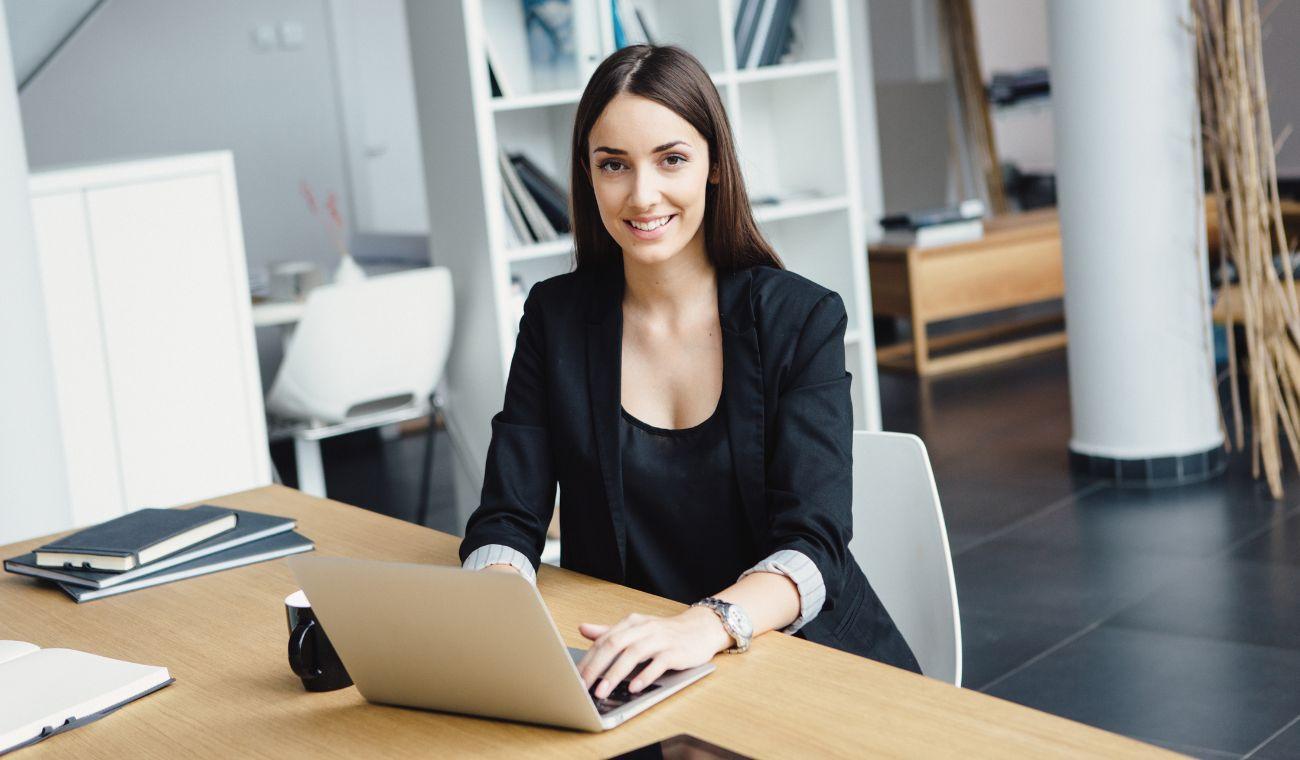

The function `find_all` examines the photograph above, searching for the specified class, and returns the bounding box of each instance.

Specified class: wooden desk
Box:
[0,486,1170,758]
[868,198,1300,377]
[869,210,1066,377]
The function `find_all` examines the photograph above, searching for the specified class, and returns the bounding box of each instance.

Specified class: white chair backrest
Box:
[267,267,453,424]
[849,431,962,686]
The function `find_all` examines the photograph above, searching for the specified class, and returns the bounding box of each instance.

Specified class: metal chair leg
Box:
[416,396,439,527]
[294,436,327,498]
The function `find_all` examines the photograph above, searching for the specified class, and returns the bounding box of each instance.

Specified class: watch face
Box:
[727,606,753,638]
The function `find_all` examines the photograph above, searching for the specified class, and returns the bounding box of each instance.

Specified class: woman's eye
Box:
[596,155,686,173]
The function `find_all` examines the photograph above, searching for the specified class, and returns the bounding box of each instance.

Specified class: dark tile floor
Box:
[289,350,1300,758]
[878,351,1300,759]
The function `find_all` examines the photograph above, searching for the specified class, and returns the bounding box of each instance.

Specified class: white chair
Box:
[266,267,454,515]
[849,431,962,686]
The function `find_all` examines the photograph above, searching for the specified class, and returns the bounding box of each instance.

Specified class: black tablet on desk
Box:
[608,734,753,760]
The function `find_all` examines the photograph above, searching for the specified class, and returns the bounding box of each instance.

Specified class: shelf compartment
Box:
[482,0,595,97]
[495,102,577,187]
[494,101,577,251]
[730,0,837,70]
[736,71,846,203]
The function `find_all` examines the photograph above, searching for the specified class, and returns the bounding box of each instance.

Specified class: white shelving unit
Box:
[407,0,881,520]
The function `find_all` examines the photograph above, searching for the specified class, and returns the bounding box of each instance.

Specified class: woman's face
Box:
[586,93,717,267]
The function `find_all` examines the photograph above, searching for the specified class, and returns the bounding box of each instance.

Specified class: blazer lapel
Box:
[718,268,769,553]
[586,265,627,579]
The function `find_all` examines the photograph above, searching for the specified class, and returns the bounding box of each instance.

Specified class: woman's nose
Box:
[628,168,662,209]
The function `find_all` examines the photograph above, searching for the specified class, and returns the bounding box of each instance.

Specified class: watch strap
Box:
[692,597,751,653]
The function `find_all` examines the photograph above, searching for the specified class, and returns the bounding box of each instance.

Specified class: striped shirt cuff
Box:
[462,543,537,585]
[738,549,826,635]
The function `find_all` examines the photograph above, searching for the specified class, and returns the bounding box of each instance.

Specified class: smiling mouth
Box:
[625,214,677,234]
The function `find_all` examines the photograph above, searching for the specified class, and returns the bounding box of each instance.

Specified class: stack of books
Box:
[734,0,800,69]
[499,148,571,247]
[4,505,313,602]
[879,199,987,248]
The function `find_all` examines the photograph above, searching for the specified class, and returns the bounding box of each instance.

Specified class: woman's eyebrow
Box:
[592,140,689,156]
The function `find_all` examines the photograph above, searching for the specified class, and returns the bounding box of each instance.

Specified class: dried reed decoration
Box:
[939,0,1008,215]
[1195,0,1299,497]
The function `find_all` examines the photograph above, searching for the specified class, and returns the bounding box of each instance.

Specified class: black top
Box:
[619,388,756,605]
[459,263,920,672]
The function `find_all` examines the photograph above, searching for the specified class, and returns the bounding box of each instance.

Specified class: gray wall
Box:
[868,0,951,214]
[17,0,352,282]
[1262,0,1300,177]
[4,0,100,85]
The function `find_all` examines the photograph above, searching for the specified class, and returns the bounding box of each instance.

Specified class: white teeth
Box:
[629,215,672,231]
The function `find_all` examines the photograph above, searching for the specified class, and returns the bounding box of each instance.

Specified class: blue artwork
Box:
[523,0,575,65]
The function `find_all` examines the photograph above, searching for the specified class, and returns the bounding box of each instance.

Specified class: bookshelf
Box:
[407,0,881,520]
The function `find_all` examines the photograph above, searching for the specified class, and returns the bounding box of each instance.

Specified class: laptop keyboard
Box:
[589,661,662,715]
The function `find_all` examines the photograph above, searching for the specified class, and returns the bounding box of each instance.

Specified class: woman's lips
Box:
[625,214,677,241]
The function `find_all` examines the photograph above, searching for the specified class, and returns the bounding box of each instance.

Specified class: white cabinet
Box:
[28,152,271,530]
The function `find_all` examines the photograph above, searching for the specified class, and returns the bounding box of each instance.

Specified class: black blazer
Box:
[459,261,919,672]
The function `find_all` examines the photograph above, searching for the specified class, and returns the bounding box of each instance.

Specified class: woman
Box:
[459,44,920,700]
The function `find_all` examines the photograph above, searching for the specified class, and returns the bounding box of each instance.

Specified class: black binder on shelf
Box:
[509,153,570,234]
[499,148,557,243]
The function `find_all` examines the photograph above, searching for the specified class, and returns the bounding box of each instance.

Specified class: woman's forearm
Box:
[707,569,801,641]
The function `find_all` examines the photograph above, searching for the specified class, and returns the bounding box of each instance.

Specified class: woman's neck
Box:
[621,243,716,324]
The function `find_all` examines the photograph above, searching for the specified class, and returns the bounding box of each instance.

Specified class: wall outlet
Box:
[251,24,276,52]
[278,21,305,50]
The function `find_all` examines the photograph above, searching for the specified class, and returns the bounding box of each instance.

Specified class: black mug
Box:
[285,589,353,692]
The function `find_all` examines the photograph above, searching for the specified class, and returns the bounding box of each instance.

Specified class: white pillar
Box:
[0,5,74,542]
[1048,0,1223,483]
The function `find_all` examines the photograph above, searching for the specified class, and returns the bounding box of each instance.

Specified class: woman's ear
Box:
[709,164,720,184]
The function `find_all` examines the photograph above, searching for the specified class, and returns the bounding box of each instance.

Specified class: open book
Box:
[0,641,172,754]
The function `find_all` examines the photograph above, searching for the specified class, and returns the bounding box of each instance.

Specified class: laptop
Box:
[288,556,715,732]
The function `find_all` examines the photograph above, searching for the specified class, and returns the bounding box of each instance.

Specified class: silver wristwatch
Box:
[692,597,754,653]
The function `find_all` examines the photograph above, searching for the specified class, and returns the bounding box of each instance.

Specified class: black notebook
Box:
[58,531,315,603]
[35,506,237,572]
[509,153,571,234]
[6,508,295,590]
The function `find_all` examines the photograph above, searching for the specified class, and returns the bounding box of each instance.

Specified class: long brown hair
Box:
[569,45,783,272]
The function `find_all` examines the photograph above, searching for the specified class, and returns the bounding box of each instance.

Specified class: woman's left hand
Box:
[576,607,732,698]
